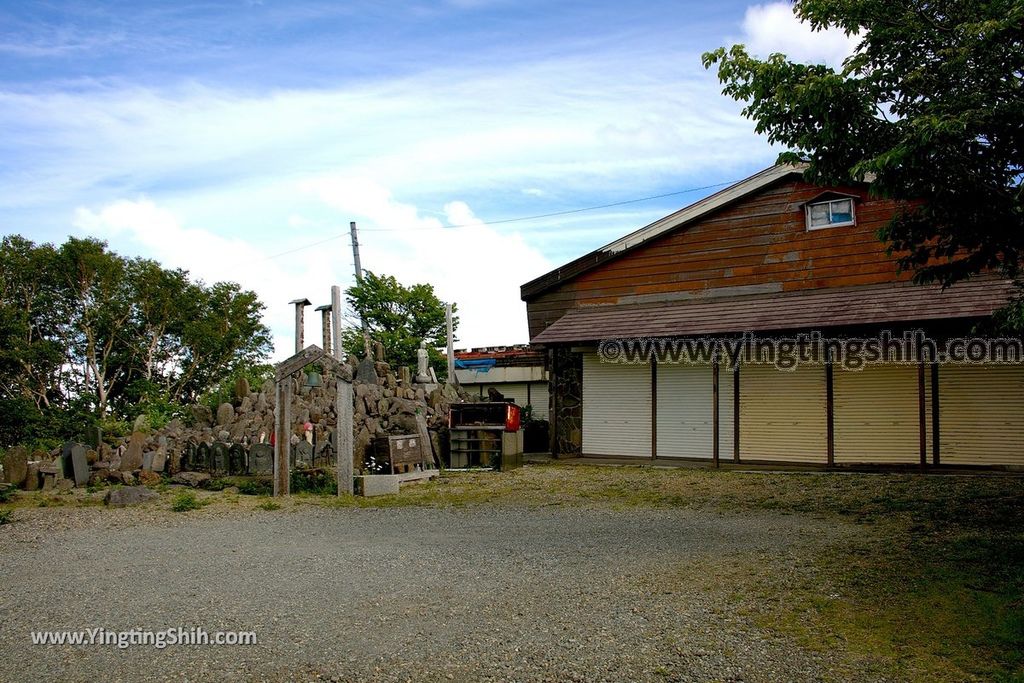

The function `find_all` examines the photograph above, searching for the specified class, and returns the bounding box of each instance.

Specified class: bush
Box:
[291,469,337,495]
[0,509,12,525]
[239,479,272,496]
[170,490,206,512]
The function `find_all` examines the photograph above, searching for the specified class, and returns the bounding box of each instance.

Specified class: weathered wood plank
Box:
[273,377,292,497]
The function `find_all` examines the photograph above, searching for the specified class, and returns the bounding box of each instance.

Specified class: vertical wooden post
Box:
[548,348,559,457]
[274,377,292,497]
[331,286,343,361]
[931,362,940,466]
[825,351,835,467]
[650,357,657,460]
[336,379,353,495]
[917,360,927,468]
[733,364,740,463]
[712,355,720,468]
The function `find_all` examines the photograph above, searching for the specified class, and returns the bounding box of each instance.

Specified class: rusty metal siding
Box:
[739,363,828,463]
[939,364,1024,466]
[582,352,652,458]
[833,364,921,464]
[656,363,733,458]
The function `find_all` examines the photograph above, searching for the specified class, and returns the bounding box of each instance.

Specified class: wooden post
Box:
[712,355,720,468]
[825,351,835,467]
[650,357,657,460]
[274,376,292,497]
[918,360,927,468]
[336,379,353,495]
[733,364,740,463]
[931,362,940,466]
[331,286,343,361]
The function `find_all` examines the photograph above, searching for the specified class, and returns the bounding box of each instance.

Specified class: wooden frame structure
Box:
[273,344,353,497]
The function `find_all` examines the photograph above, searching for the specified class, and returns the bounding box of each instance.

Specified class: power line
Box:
[260,178,737,262]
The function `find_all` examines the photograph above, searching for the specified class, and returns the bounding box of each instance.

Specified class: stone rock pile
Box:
[0,355,470,491]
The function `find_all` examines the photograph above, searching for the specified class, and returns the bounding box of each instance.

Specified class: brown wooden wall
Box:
[527,178,910,340]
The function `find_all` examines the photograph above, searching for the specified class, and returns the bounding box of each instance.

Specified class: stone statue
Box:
[415,341,431,383]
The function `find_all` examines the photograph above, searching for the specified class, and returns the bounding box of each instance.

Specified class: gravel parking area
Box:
[0,503,882,682]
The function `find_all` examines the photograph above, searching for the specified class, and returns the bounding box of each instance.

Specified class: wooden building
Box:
[520,164,1024,468]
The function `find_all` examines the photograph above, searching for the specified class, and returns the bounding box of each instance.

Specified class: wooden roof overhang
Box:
[531,278,1016,344]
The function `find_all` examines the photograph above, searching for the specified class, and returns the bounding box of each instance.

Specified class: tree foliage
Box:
[703,0,1023,287]
[0,234,273,447]
[340,271,456,377]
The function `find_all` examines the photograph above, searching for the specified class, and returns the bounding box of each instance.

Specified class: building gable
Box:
[523,168,915,340]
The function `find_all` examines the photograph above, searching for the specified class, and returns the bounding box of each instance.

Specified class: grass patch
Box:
[170,490,209,512]
[256,500,281,511]
[0,508,12,524]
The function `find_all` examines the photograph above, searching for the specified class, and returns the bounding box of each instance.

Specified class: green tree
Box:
[703,0,1023,287]
[171,281,273,403]
[341,271,456,377]
[0,234,274,446]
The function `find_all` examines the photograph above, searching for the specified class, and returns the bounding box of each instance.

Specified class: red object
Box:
[505,404,520,432]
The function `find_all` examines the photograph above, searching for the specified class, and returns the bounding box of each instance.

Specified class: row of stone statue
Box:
[181,439,335,476]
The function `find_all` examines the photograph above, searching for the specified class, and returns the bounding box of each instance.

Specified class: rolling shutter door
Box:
[833,364,921,464]
[529,382,550,420]
[484,382,529,408]
[656,364,734,459]
[739,363,827,463]
[939,364,1024,466]
[582,352,652,457]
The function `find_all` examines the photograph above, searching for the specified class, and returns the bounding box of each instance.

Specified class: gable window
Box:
[806,197,855,230]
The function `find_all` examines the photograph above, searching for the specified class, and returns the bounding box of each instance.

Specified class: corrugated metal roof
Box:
[532,279,1015,343]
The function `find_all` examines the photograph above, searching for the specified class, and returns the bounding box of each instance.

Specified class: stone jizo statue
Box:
[415,341,431,383]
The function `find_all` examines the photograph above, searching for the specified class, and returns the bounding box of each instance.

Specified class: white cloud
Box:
[73,198,342,362]
[302,176,553,350]
[73,180,554,360]
[740,2,860,66]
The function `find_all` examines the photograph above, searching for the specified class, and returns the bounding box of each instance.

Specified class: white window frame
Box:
[805,198,856,231]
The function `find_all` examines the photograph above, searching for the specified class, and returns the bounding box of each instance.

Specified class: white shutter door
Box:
[834,364,920,463]
[657,364,730,459]
[582,352,652,458]
[739,363,827,463]
[486,383,529,408]
[529,381,550,420]
[939,364,1024,466]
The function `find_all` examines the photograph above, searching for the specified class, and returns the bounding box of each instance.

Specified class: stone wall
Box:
[1,356,469,490]
[153,355,466,474]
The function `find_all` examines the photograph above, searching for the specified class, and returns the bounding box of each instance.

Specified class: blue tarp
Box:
[455,358,497,371]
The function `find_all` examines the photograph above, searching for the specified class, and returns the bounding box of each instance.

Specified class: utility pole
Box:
[349,221,363,285]
[349,221,372,358]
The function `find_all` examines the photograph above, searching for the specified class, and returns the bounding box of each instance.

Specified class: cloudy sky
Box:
[0,0,857,359]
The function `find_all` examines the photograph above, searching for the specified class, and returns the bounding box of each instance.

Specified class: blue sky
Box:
[0,0,857,358]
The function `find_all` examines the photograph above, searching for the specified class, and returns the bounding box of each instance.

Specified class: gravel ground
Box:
[0,502,886,682]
